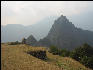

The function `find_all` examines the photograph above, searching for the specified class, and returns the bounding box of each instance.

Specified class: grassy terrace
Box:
[1,44,91,70]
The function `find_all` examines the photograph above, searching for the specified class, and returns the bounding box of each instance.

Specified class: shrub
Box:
[49,46,70,57]
[9,41,21,45]
[49,45,60,55]
[59,49,70,57]
[70,43,93,69]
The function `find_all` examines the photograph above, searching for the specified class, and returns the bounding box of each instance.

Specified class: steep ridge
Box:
[36,15,93,50]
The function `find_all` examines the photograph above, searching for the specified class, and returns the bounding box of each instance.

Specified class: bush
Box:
[70,43,93,69]
[59,49,70,57]
[87,56,93,69]
[49,45,70,57]
[49,45,60,55]
[80,56,93,69]
[70,49,81,61]
[9,41,21,45]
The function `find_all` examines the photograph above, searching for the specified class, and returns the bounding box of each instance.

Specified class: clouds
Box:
[1,1,93,26]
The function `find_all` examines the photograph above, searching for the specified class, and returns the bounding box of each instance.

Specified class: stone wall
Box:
[27,50,47,60]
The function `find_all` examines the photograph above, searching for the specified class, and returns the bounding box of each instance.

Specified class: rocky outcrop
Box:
[26,35,37,46]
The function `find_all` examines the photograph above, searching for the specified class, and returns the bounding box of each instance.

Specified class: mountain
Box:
[26,35,37,46]
[1,16,57,43]
[1,24,26,42]
[1,14,93,43]
[36,15,93,50]
[26,16,57,40]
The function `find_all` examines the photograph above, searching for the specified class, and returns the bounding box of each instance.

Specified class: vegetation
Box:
[8,41,21,45]
[1,43,91,70]
[49,43,93,69]
[70,43,93,69]
[49,45,60,55]
[49,45,70,57]
[59,49,70,57]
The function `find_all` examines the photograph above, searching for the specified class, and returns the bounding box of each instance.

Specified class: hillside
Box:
[36,15,93,50]
[1,44,91,70]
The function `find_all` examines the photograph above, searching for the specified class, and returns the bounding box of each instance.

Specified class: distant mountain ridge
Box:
[1,16,57,42]
[1,14,93,43]
[33,15,93,50]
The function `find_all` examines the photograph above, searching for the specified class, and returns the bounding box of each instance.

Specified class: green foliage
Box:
[70,43,93,69]
[59,49,70,57]
[9,41,21,45]
[87,56,93,68]
[80,56,93,69]
[56,61,63,67]
[49,45,70,57]
[49,43,93,69]
[49,45,60,55]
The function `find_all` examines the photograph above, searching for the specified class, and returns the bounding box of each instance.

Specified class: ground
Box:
[1,43,91,70]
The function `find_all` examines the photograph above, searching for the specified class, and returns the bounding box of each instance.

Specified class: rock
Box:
[26,35,37,46]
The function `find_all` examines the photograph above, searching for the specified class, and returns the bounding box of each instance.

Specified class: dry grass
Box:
[1,44,91,70]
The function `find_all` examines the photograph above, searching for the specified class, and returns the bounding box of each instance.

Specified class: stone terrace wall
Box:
[27,50,47,60]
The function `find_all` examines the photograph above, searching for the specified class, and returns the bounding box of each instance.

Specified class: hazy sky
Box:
[1,1,93,26]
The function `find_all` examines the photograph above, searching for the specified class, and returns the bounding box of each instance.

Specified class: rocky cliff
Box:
[37,15,93,50]
[26,15,93,50]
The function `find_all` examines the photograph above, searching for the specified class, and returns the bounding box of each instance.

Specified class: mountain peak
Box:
[55,15,69,24]
[48,15,75,35]
[26,35,37,46]
[53,15,75,30]
[36,15,93,50]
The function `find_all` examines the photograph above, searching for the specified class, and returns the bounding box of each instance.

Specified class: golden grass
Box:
[1,44,92,70]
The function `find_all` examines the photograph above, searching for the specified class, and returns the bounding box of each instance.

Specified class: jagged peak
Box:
[26,35,37,45]
[26,35,36,41]
[54,15,69,24]
[52,15,75,30]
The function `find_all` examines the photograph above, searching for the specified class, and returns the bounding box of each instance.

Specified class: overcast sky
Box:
[1,1,93,26]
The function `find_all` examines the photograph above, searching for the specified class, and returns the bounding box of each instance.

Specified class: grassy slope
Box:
[1,44,91,70]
